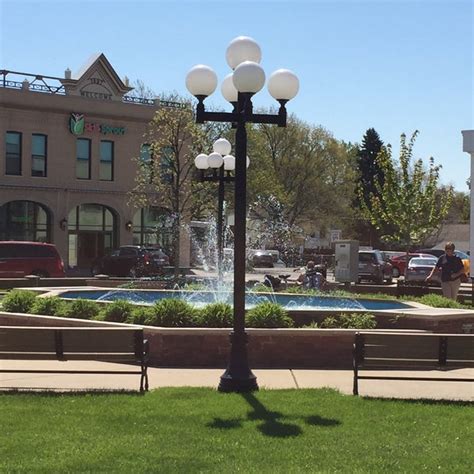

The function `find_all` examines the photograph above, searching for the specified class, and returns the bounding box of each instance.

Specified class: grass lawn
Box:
[1,388,472,472]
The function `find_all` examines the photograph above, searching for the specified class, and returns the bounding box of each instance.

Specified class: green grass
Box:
[1,388,472,472]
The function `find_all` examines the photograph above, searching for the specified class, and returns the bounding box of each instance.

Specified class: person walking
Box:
[426,242,465,300]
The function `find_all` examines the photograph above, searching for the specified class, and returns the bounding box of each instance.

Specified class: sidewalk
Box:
[1,360,472,401]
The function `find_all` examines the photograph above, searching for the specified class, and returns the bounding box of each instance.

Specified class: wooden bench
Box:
[353,332,474,396]
[0,326,149,391]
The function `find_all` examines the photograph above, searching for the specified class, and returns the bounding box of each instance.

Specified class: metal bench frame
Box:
[0,326,149,392]
[353,331,474,396]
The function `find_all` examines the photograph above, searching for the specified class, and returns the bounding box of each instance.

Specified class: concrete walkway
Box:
[1,360,472,401]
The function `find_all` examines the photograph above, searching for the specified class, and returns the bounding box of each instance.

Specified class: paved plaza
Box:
[1,360,472,401]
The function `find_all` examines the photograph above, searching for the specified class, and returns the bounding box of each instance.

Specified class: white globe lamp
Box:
[213,138,232,156]
[221,74,238,103]
[268,69,299,101]
[194,153,209,170]
[223,155,236,171]
[185,65,218,97]
[226,36,262,70]
[208,152,224,169]
[232,61,265,94]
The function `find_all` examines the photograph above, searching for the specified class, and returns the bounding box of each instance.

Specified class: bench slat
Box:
[0,329,57,352]
[364,341,439,359]
[62,330,138,353]
[447,338,474,360]
[353,332,474,396]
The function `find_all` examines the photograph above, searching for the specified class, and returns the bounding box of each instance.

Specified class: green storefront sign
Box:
[69,113,125,136]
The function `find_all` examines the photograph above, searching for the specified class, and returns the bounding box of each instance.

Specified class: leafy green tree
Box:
[129,94,209,274]
[360,131,453,267]
[247,113,357,238]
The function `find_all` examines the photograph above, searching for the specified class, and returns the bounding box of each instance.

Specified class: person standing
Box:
[426,242,465,300]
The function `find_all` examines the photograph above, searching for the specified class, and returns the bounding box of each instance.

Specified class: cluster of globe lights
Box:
[194,138,250,172]
[185,35,299,109]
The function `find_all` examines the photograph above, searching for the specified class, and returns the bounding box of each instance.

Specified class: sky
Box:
[1,0,473,192]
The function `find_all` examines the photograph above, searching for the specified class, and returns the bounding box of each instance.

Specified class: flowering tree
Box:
[360,131,453,272]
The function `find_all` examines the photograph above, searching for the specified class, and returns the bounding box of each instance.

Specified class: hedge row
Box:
[0,289,377,329]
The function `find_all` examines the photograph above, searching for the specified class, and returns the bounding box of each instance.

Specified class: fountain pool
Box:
[53,288,413,311]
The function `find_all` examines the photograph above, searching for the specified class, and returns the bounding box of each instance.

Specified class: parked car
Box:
[405,257,440,285]
[358,250,393,284]
[0,241,65,278]
[92,245,169,277]
[417,249,470,276]
[389,253,436,278]
[454,250,470,277]
[248,250,275,268]
[416,248,445,258]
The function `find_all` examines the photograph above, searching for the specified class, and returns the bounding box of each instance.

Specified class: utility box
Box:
[334,240,359,283]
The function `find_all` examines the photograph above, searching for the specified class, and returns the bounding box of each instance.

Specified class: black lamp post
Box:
[194,139,238,282]
[186,36,299,392]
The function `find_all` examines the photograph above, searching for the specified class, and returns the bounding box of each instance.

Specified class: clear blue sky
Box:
[1,0,472,191]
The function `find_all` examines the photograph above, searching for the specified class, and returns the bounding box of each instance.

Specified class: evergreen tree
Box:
[356,128,384,209]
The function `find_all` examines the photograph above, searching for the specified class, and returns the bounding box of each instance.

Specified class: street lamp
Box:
[186,36,299,392]
[194,138,249,282]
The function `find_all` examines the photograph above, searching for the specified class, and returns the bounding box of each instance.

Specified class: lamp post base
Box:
[218,331,259,392]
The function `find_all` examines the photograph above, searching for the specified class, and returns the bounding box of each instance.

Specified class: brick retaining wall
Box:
[1,311,472,369]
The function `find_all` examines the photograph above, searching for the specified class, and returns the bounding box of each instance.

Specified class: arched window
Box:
[0,200,51,242]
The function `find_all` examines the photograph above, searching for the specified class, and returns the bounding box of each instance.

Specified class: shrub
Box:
[250,283,272,293]
[301,321,319,328]
[183,282,209,291]
[1,290,36,313]
[320,316,339,328]
[63,299,100,320]
[320,313,376,329]
[97,300,134,323]
[197,302,233,327]
[246,302,293,328]
[127,306,154,325]
[148,298,197,327]
[417,294,465,309]
[30,296,66,316]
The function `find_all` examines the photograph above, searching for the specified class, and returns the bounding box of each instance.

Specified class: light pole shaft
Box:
[217,166,225,283]
[233,118,247,334]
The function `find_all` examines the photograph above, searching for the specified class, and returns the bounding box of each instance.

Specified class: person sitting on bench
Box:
[298,260,326,290]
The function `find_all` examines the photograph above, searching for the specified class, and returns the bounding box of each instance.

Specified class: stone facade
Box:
[0,54,191,270]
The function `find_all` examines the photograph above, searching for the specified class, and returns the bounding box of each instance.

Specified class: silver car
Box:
[405,257,440,285]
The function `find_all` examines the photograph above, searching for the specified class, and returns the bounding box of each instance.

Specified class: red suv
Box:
[0,241,65,278]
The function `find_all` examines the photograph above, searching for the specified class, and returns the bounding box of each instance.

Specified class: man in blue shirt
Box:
[426,242,465,300]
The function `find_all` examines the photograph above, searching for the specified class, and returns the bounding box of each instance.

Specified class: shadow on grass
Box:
[207,392,341,438]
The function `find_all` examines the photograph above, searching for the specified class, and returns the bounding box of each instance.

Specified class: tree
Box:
[129,94,209,275]
[356,128,384,207]
[353,128,386,246]
[360,131,453,271]
[247,113,357,237]
[127,79,156,100]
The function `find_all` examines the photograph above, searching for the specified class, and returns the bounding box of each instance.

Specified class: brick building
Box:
[0,53,191,273]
